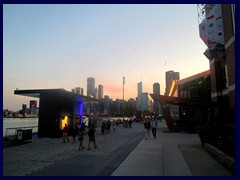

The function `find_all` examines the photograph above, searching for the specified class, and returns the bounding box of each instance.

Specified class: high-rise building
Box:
[141,92,149,111]
[22,104,27,114]
[29,100,37,114]
[104,95,110,115]
[165,71,180,95]
[137,82,142,111]
[153,83,160,114]
[72,87,84,95]
[98,85,103,100]
[87,77,96,98]
[153,83,160,95]
[137,82,142,97]
[97,85,103,114]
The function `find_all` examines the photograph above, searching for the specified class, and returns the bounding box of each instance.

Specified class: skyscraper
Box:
[137,81,142,97]
[137,82,142,111]
[104,95,110,115]
[87,77,96,98]
[153,83,160,95]
[141,92,149,111]
[29,100,37,114]
[72,87,84,95]
[165,71,180,95]
[153,83,160,114]
[98,85,103,100]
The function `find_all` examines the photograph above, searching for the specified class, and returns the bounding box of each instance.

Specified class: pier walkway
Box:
[3,120,234,176]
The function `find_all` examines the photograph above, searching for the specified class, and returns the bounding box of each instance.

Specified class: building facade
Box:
[169,70,211,130]
[198,4,235,157]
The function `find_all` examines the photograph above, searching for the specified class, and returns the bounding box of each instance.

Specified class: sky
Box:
[3,4,210,111]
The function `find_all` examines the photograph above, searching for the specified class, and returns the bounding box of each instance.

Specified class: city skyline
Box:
[3,4,209,111]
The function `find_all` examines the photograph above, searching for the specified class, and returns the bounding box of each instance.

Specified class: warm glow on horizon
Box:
[3,4,209,111]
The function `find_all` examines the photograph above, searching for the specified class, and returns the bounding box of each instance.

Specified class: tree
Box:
[124,103,135,117]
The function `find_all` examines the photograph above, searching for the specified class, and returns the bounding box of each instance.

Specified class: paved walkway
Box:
[112,120,234,176]
[3,119,234,176]
[3,122,144,176]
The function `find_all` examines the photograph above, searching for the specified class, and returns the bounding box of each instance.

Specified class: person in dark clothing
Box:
[62,123,69,143]
[151,119,158,138]
[78,121,85,150]
[144,119,151,139]
[71,121,78,143]
[88,125,97,150]
[101,121,106,135]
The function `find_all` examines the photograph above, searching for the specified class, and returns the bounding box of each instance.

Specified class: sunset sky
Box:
[3,4,210,111]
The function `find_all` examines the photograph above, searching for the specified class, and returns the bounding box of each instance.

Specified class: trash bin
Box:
[17,129,24,140]
[24,129,32,142]
[17,129,32,142]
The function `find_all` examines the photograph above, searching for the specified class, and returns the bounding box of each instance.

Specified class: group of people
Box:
[62,121,97,150]
[143,118,158,139]
[101,119,117,135]
[122,119,133,128]
[62,117,160,151]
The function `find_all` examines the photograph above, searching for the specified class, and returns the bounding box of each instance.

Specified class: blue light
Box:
[77,97,83,116]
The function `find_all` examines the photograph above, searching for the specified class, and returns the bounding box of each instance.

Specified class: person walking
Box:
[62,123,69,143]
[112,120,116,132]
[87,125,97,150]
[143,119,151,139]
[101,121,106,135]
[151,118,158,139]
[78,121,85,150]
[106,119,111,133]
[71,121,78,143]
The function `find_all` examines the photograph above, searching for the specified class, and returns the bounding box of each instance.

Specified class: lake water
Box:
[3,118,38,137]
[2,117,129,137]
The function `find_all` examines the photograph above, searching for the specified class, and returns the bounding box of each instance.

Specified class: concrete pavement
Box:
[111,120,234,176]
[3,119,234,176]
[3,122,144,176]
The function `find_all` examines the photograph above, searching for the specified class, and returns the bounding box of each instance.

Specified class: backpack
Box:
[152,120,157,128]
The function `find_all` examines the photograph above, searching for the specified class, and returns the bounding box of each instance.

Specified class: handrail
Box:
[5,126,38,137]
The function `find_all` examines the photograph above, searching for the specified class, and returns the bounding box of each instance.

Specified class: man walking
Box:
[144,118,151,139]
[88,125,97,150]
[151,118,158,138]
